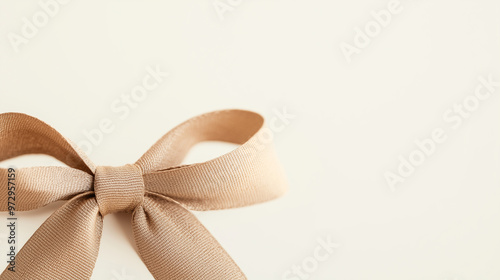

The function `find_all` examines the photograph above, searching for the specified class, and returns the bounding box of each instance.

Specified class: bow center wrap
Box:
[94,164,145,216]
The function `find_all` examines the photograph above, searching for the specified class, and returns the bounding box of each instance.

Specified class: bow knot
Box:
[94,164,145,216]
[0,109,287,280]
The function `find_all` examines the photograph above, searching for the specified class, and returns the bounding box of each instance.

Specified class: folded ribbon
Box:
[0,109,287,279]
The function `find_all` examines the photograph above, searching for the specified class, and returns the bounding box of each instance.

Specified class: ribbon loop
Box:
[94,164,145,216]
[0,112,95,174]
[0,166,93,211]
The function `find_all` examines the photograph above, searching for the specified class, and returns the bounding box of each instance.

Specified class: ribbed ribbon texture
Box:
[0,109,287,280]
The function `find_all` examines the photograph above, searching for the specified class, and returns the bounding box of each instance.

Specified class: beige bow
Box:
[0,109,287,279]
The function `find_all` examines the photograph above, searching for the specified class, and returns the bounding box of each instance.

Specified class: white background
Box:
[1,0,499,279]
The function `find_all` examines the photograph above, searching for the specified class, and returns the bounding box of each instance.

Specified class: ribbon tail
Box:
[132,192,247,280]
[0,192,103,280]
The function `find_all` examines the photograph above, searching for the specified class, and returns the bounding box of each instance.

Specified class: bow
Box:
[0,109,287,279]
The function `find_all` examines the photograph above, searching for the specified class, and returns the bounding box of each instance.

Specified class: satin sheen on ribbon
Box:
[0,109,287,280]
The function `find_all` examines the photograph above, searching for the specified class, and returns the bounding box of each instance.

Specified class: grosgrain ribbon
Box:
[0,109,287,280]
